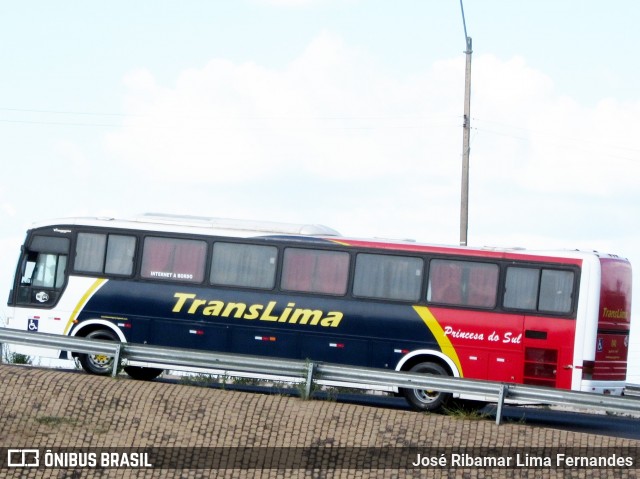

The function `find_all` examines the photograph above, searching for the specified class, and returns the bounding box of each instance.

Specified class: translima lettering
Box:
[602,308,628,320]
[172,293,343,328]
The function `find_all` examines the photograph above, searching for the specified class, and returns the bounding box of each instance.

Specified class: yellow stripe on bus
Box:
[63,278,108,335]
[412,305,464,377]
[328,239,351,247]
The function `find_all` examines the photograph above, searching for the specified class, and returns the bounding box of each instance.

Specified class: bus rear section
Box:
[581,257,632,395]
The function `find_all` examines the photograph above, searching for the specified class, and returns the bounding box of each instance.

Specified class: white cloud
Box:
[2,203,16,217]
[471,55,640,198]
[53,140,89,175]
[105,32,640,248]
[106,32,463,190]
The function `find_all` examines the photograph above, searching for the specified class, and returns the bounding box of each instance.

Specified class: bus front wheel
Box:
[401,362,452,412]
[78,329,119,376]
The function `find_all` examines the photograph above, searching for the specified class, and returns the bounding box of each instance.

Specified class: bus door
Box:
[8,234,70,333]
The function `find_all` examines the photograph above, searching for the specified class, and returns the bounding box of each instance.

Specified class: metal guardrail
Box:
[625,384,640,398]
[1,328,638,425]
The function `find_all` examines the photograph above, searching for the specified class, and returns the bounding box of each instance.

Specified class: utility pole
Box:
[459,0,472,246]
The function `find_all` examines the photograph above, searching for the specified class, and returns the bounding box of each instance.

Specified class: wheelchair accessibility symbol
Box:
[28,318,39,332]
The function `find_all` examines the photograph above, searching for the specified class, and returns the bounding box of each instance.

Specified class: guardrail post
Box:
[111,344,122,377]
[495,384,507,425]
[304,361,316,400]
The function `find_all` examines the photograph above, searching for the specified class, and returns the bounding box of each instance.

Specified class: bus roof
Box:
[30,213,342,237]
[28,213,626,264]
[331,237,619,264]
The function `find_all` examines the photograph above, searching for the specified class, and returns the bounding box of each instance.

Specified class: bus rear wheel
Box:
[78,329,119,376]
[401,362,452,412]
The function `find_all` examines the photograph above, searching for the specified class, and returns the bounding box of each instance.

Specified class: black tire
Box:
[78,329,119,376]
[401,362,452,412]
[124,366,164,381]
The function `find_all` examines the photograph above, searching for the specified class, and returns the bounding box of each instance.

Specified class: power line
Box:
[0,107,133,118]
[2,105,638,163]
[0,107,461,131]
[0,107,457,122]
[473,117,640,154]
[471,125,640,164]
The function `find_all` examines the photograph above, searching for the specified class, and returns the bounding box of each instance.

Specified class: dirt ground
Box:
[0,364,638,478]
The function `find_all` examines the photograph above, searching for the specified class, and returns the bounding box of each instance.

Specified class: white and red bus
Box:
[4,213,633,411]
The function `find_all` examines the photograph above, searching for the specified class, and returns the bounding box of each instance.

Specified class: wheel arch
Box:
[66,319,125,359]
[395,349,461,378]
[70,319,126,341]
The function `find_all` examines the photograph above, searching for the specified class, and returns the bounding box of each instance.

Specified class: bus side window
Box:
[211,242,277,289]
[504,267,540,310]
[281,248,350,295]
[427,259,498,308]
[504,266,575,314]
[539,269,574,313]
[141,236,207,283]
[75,233,107,273]
[353,253,423,301]
[105,235,136,275]
[31,253,67,289]
[76,233,137,276]
[20,252,38,286]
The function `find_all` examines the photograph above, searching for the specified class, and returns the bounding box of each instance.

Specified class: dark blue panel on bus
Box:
[78,279,442,369]
[299,336,368,365]
[150,320,229,351]
[230,328,299,359]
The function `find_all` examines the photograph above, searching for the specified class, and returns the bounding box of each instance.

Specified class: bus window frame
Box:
[281,246,351,296]
[73,231,139,277]
[501,263,580,318]
[352,251,425,303]
[210,241,279,291]
[140,235,209,284]
[426,257,500,310]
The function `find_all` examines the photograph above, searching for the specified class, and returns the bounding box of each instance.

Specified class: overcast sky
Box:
[1,1,638,381]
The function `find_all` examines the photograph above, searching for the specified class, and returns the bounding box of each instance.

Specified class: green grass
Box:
[4,351,33,365]
[35,416,79,428]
